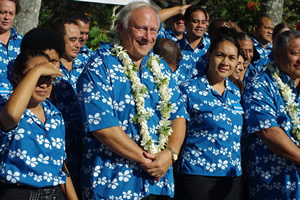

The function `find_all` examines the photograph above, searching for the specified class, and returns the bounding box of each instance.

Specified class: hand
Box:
[31,62,63,79]
[180,5,191,15]
[141,150,173,181]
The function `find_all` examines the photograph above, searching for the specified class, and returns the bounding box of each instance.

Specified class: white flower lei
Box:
[112,44,173,154]
[268,62,300,142]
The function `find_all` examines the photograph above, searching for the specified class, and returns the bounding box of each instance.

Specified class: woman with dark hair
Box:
[176,35,243,200]
[229,49,247,93]
[0,51,78,199]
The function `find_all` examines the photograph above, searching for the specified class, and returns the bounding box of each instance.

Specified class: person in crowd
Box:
[153,38,182,72]
[251,15,274,66]
[76,2,188,199]
[272,22,290,45]
[208,19,242,40]
[176,35,243,200]
[0,50,77,199]
[0,0,22,102]
[243,30,300,199]
[73,12,94,66]
[176,5,210,85]
[235,32,263,84]
[229,49,246,93]
[51,16,85,195]
[157,3,190,41]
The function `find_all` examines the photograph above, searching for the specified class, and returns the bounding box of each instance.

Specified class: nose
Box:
[143,30,151,41]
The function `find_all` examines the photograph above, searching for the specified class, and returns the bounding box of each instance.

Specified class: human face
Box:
[185,10,207,40]
[165,14,185,36]
[207,40,238,82]
[276,37,300,80]
[22,56,53,103]
[118,7,159,63]
[238,39,253,68]
[253,17,274,44]
[0,0,16,34]
[63,23,80,61]
[77,19,90,47]
[231,55,245,80]
[44,49,60,67]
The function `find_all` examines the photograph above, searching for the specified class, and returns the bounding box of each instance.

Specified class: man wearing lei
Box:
[242,30,300,199]
[76,2,188,199]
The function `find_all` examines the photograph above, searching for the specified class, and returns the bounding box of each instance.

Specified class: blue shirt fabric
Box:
[251,37,273,69]
[54,60,86,189]
[178,73,243,177]
[76,42,188,200]
[242,62,300,199]
[176,33,210,85]
[157,24,179,42]
[0,99,67,188]
[0,28,22,103]
[78,45,94,67]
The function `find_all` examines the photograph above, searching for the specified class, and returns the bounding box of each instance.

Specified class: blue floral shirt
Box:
[252,37,273,69]
[0,28,22,103]
[78,45,94,67]
[242,62,300,199]
[0,99,67,188]
[157,24,179,42]
[178,74,243,177]
[76,42,188,200]
[176,33,210,85]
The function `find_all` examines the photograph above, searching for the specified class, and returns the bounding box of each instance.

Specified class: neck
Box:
[169,63,178,72]
[206,71,226,95]
[0,30,11,46]
[187,34,202,49]
[61,57,73,71]
[176,33,183,40]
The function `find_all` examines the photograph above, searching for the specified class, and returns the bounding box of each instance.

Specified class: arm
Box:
[158,5,191,22]
[0,63,62,131]
[91,126,152,165]
[61,164,78,200]
[256,126,300,165]
[141,117,186,179]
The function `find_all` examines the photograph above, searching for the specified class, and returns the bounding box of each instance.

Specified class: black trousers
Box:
[142,195,173,200]
[175,174,242,200]
[0,183,65,200]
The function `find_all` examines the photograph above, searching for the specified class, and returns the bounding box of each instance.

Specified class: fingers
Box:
[143,151,156,160]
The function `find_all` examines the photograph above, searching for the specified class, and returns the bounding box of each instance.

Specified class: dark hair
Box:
[184,6,207,22]
[253,14,272,27]
[21,28,65,58]
[208,35,240,56]
[274,30,300,51]
[9,0,20,15]
[72,12,90,24]
[272,22,290,41]
[13,51,50,86]
[234,32,252,41]
[153,38,182,65]
[51,16,78,37]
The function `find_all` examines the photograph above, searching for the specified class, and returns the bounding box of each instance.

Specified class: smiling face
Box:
[165,14,185,36]
[276,37,300,80]
[237,39,253,68]
[207,40,238,83]
[185,10,207,40]
[63,23,81,61]
[118,7,159,64]
[77,19,90,47]
[0,0,16,34]
[231,55,245,80]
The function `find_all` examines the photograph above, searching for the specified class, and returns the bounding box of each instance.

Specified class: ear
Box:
[274,48,280,61]
[253,25,257,34]
[117,21,123,32]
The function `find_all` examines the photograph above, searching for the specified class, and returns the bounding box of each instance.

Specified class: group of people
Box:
[0,0,299,200]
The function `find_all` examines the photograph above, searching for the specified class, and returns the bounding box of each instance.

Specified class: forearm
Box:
[92,126,151,164]
[159,6,182,22]
[167,117,186,154]
[0,69,40,130]
[61,164,78,200]
[256,127,300,165]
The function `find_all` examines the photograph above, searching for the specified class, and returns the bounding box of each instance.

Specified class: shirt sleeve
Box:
[242,76,279,135]
[76,49,120,133]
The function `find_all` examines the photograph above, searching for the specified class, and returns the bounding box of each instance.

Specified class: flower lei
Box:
[268,62,300,142]
[112,44,173,154]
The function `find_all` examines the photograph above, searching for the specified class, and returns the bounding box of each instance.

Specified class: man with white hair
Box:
[77,1,188,199]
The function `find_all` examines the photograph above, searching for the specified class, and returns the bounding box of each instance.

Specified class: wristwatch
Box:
[166,146,178,163]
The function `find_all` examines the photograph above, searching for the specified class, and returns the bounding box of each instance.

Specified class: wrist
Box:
[166,146,178,163]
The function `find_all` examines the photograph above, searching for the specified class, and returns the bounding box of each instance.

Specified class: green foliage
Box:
[282,0,300,29]
[87,23,110,51]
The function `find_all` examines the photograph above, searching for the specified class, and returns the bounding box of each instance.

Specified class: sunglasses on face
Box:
[37,76,57,85]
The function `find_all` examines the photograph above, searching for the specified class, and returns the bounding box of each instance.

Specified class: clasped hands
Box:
[140,150,173,181]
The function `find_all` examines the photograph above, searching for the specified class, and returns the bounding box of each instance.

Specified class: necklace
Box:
[112,44,173,154]
[268,62,300,142]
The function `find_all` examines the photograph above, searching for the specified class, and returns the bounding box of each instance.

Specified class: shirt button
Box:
[227,119,232,124]
[223,103,227,109]
[45,134,48,138]
[49,157,52,160]
[228,156,232,159]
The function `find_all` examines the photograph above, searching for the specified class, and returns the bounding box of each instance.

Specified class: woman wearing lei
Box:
[243,30,300,199]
